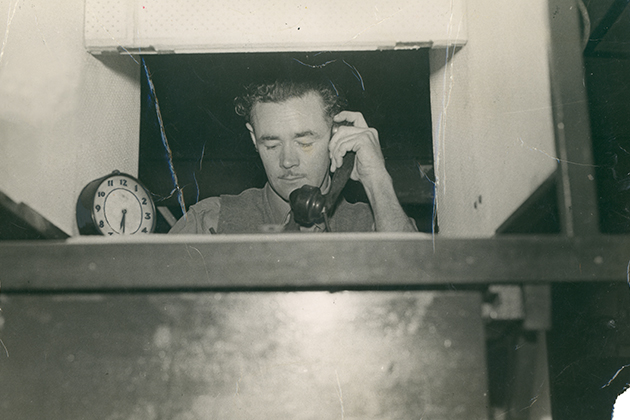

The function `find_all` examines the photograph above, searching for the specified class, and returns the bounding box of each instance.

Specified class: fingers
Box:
[329,111,385,181]
[329,125,381,177]
[329,128,364,174]
[333,111,368,128]
[329,111,370,171]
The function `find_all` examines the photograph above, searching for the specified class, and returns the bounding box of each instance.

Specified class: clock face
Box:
[92,174,156,235]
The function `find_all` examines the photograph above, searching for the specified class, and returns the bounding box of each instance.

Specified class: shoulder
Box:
[190,196,222,212]
[220,187,265,205]
[218,188,266,217]
[218,187,270,233]
[168,196,222,234]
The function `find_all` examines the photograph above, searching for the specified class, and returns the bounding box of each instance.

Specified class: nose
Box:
[280,144,299,169]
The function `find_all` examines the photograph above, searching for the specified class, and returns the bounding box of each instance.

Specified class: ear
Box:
[246,122,258,151]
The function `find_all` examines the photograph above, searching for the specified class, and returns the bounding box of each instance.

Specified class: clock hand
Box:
[120,209,127,234]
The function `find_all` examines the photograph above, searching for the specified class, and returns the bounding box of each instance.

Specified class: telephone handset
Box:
[289,151,355,229]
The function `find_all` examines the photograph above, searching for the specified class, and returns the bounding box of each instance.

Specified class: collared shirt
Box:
[169,182,333,234]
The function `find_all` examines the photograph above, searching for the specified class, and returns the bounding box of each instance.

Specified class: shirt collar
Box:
[263,183,291,225]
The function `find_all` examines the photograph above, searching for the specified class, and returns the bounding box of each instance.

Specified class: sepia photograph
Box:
[1,0,629,419]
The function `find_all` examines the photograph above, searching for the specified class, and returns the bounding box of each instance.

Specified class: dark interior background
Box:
[546,3,630,419]
[499,3,630,419]
[138,49,436,232]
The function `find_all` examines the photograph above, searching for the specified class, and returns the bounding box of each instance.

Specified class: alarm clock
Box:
[76,170,156,235]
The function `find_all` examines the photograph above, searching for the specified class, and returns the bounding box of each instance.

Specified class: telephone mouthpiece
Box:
[289,185,326,225]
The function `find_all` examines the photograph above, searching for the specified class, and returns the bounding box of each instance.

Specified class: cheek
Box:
[310,150,331,178]
[258,149,278,168]
[311,142,330,161]
[303,145,328,166]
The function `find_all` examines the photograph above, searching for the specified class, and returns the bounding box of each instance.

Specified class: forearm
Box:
[362,171,416,232]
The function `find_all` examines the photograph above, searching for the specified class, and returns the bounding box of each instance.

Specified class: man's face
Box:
[247,92,332,201]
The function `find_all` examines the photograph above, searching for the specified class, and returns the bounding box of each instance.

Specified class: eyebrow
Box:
[258,135,281,142]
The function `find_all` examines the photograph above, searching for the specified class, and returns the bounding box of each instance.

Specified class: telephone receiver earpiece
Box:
[289,151,356,227]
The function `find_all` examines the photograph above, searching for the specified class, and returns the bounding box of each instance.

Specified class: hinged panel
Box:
[85,0,467,54]
[0,291,488,419]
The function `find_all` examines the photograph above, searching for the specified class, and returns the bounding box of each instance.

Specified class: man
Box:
[169,79,415,234]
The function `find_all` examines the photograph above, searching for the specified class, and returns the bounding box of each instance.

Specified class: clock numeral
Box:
[108,232,114,236]
[135,185,138,192]
[142,227,148,233]
[120,179,128,186]
[98,220,105,228]
[97,191,106,198]
[145,212,152,220]
[95,205,101,212]
[142,198,147,205]
[107,180,114,187]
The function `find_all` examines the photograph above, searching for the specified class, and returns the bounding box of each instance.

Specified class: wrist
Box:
[361,170,416,232]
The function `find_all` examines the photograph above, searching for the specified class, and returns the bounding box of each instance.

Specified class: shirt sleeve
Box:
[168,197,221,234]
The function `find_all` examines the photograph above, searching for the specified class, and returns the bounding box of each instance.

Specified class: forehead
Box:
[250,93,330,135]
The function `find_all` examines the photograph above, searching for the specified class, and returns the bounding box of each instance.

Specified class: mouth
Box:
[279,174,306,181]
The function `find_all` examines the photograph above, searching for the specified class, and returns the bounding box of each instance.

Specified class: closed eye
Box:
[261,141,281,150]
[294,132,317,149]
[295,130,316,138]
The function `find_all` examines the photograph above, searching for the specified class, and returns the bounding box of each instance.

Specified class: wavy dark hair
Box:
[234,79,346,124]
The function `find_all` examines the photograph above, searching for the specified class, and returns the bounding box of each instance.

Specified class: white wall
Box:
[430,0,558,237]
[0,0,140,236]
